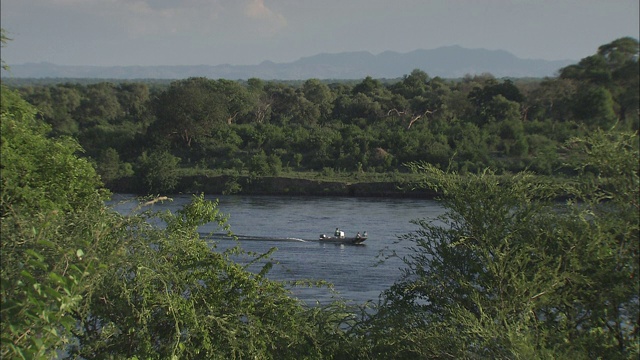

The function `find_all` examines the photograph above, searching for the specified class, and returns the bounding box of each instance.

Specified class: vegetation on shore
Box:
[4,37,638,196]
[1,30,638,358]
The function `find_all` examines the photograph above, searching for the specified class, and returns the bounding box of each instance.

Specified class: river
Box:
[108,194,447,305]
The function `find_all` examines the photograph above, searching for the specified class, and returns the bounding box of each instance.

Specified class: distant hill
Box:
[2,46,574,80]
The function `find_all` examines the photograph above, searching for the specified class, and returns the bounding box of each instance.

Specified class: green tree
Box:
[1,85,354,359]
[95,147,134,185]
[561,38,639,126]
[302,78,336,124]
[48,85,82,135]
[266,83,322,126]
[525,78,576,123]
[600,38,639,125]
[246,77,273,124]
[116,82,151,121]
[18,84,83,136]
[150,78,227,148]
[212,79,254,125]
[135,149,181,194]
[391,69,430,99]
[76,82,124,127]
[1,85,109,358]
[469,80,524,126]
[360,129,638,359]
[572,84,617,129]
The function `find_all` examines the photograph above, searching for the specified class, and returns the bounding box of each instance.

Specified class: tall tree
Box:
[302,78,336,124]
[76,82,123,127]
[560,38,639,125]
[150,77,227,148]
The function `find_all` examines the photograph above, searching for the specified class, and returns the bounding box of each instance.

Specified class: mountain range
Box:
[2,46,574,80]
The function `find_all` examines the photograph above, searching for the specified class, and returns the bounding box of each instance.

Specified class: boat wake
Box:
[200,232,309,242]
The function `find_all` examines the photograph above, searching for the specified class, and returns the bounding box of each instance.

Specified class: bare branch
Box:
[407,109,436,129]
[387,108,407,117]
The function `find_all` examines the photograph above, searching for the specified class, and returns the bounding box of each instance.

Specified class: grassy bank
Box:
[107,168,442,197]
[107,168,570,199]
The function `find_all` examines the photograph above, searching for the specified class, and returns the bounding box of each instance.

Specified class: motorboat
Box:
[319,230,367,245]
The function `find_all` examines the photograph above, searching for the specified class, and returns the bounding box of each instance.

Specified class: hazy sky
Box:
[1,0,638,67]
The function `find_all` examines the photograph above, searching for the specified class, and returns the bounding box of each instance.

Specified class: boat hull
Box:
[319,234,367,245]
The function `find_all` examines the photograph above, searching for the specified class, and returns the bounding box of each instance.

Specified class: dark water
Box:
[108,194,446,305]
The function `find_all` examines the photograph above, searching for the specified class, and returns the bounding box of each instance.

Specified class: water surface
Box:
[109,194,447,305]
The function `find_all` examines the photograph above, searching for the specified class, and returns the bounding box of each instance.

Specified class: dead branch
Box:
[407,109,436,129]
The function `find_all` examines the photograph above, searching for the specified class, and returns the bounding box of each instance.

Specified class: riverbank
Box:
[108,174,438,198]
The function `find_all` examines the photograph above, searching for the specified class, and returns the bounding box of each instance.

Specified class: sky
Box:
[1,0,638,67]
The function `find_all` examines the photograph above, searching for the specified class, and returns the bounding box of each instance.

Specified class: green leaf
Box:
[25,249,44,262]
[48,272,67,286]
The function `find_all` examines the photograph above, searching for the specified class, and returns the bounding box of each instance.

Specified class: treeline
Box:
[10,37,639,193]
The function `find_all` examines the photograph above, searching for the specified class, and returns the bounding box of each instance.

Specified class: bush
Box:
[135,149,181,194]
[358,130,639,358]
[1,86,357,359]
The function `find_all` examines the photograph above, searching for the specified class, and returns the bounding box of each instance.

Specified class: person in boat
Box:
[363,231,367,238]
[335,228,340,237]
[356,232,361,239]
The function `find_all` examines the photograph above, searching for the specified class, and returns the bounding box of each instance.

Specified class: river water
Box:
[108,194,447,305]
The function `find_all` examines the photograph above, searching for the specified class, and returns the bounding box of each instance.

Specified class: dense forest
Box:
[5,37,639,194]
[2,30,639,359]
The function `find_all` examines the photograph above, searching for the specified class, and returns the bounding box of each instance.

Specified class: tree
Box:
[150,78,227,148]
[302,78,335,124]
[391,69,430,99]
[76,82,124,127]
[266,83,321,126]
[116,83,150,121]
[1,85,109,358]
[560,38,639,125]
[572,84,617,129]
[1,85,354,359]
[1,28,11,71]
[211,79,254,125]
[135,149,181,194]
[525,78,577,123]
[469,80,525,126]
[48,85,82,135]
[601,38,639,125]
[359,129,638,359]
[352,76,385,96]
[95,147,134,185]
[597,37,639,72]
[246,78,273,124]
[561,55,612,85]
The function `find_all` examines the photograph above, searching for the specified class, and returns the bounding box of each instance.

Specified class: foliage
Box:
[356,129,639,359]
[66,195,349,359]
[134,149,181,194]
[1,85,356,359]
[1,85,109,358]
[6,37,637,192]
[95,147,134,184]
[2,32,640,359]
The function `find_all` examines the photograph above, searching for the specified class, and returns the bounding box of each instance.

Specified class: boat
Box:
[319,230,367,245]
